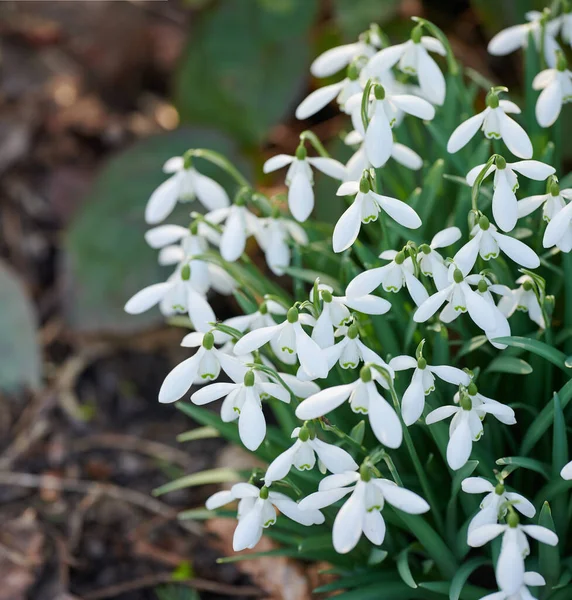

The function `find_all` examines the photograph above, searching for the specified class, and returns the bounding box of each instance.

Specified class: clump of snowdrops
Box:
[126,5,572,599]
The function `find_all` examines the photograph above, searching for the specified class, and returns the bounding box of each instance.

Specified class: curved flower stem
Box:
[300,131,330,158]
[188,148,251,189]
[411,17,459,76]
[361,79,374,131]
[471,154,497,211]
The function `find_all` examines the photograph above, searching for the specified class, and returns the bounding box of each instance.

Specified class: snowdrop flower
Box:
[347,249,428,307]
[310,39,376,78]
[204,198,260,262]
[447,92,532,159]
[233,307,328,380]
[333,175,421,253]
[366,26,447,105]
[311,283,391,349]
[389,352,470,426]
[124,261,219,333]
[323,322,389,372]
[542,197,572,251]
[206,482,324,551]
[533,54,572,127]
[263,146,346,222]
[145,156,230,224]
[296,64,363,120]
[191,370,289,450]
[454,383,516,426]
[467,275,512,349]
[223,299,287,336]
[466,156,555,232]
[296,366,401,448]
[562,9,572,46]
[498,276,545,329]
[344,131,423,181]
[413,266,498,334]
[561,460,572,479]
[298,467,429,554]
[487,10,561,68]
[454,215,540,273]
[157,331,249,404]
[479,572,545,600]
[426,387,515,470]
[264,425,358,485]
[254,213,308,275]
[468,517,558,596]
[364,84,435,168]
[418,227,462,290]
[461,476,535,534]
[518,180,572,223]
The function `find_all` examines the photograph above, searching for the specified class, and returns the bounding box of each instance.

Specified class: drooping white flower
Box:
[542,198,572,251]
[418,227,462,290]
[295,66,363,121]
[366,30,447,105]
[467,275,512,349]
[426,387,515,470]
[468,520,558,596]
[346,249,428,307]
[487,11,561,68]
[533,60,572,127]
[466,157,555,232]
[157,331,249,404]
[233,307,328,380]
[447,94,532,159]
[454,215,540,272]
[206,482,324,551]
[296,366,401,448]
[363,83,435,168]
[561,459,572,479]
[389,353,470,426]
[333,176,421,253]
[310,39,376,78]
[310,283,391,349]
[222,299,287,336]
[254,214,308,275]
[344,130,423,181]
[479,572,545,600]
[145,156,230,224]
[264,425,358,485]
[498,275,545,329]
[562,11,572,46]
[298,468,429,554]
[191,370,289,450]
[461,476,535,534]
[263,148,346,222]
[414,265,498,334]
[204,201,261,263]
[518,180,572,224]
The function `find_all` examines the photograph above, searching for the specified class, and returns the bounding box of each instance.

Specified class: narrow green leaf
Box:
[538,502,560,587]
[495,456,550,479]
[350,420,366,445]
[553,392,568,478]
[153,468,242,496]
[492,336,572,376]
[396,547,417,589]
[449,557,488,600]
[484,355,532,375]
[176,426,220,443]
[283,266,343,294]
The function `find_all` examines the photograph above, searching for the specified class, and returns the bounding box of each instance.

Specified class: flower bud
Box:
[478,215,490,230]
[348,323,359,339]
[486,90,500,109]
[550,181,560,197]
[321,290,333,303]
[259,301,268,315]
[468,382,478,396]
[298,425,310,442]
[411,23,423,44]
[417,357,427,370]
[347,63,359,81]
[296,144,307,161]
[460,394,473,411]
[495,483,505,495]
[419,244,431,255]
[453,269,464,284]
[495,155,506,170]
[374,84,385,100]
[359,463,372,482]
[523,280,533,291]
[557,51,568,72]
[202,331,215,350]
[478,279,488,294]
[394,251,405,265]
[259,486,269,499]
[181,264,191,281]
[189,221,199,236]
[287,307,299,323]
[507,510,519,528]
[359,176,371,194]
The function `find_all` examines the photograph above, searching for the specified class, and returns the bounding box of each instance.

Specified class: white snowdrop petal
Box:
[265,443,300,485]
[333,197,363,253]
[279,373,320,399]
[561,460,572,480]
[233,501,264,551]
[346,267,386,298]
[544,204,572,247]
[420,36,446,55]
[296,83,344,120]
[374,480,430,514]
[374,193,422,229]
[367,44,405,75]
[337,180,360,196]
[498,111,533,159]
[492,172,518,233]
[404,270,429,307]
[417,48,446,105]
[187,290,216,333]
[288,170,315,222]
[163,156,183,173]
[499,99,522,114]
[192,172,231,210]
[517,194,547,218]
[401,373,426,426]
[368,392,403,448]
[125,283,171,314]
[205,490,235,511]
[431,226,462,248]
[319,471,360,491]
[298,487,352,511]
[145,175,180,224]
[191,382,237,405]
[536,81,563,127]
[414,287,451,323]
[447,415,473,470]
[461,477,494,494]
[220,209,247,262]
[487,25,528,55]
[239,389,266,451]
[496,535,525,595]
[263,154,294,173]
[510,160,556,180]
[307,157,347,180]
[391,143,423,170]
[158,353,201,403]
[390,94,436,120]
[493,232,540,268]
[425,405,459,424]
[365,108,393,168]
[271,493,324,525]
[311,43,358,78]
[362,510,386,545]
[467,524,505,547]
[332,483,366,554]
[296,383,355,420]
[447,112,486,153]
[233,324,282,355]
[429,365,471,386]
[532,69,556,90]
[464,286,497,331]
[312,439,358,473]
[505,492,536,518]
[145,225,188,248]
[523,572,546,586]
[520,525,559,545]
[295,323,329,379]
[343,294,391,315]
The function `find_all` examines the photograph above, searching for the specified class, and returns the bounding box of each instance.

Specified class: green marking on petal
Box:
[281,346,294,354]
[482,252,499,260]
